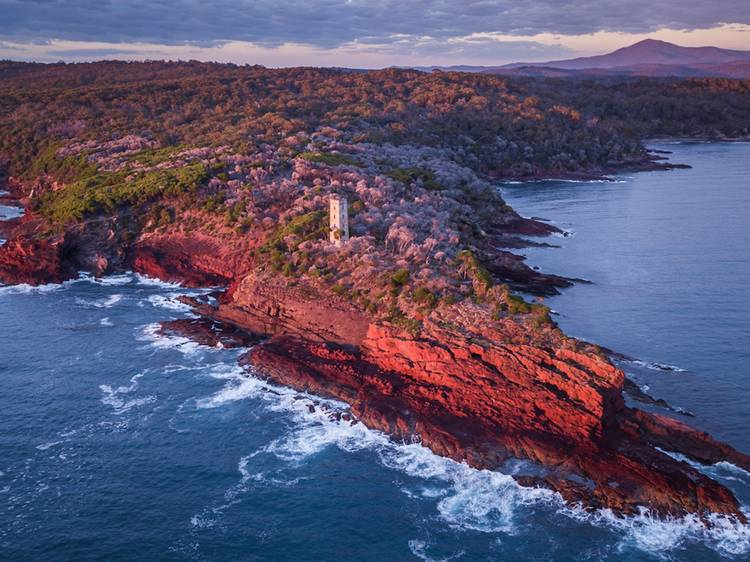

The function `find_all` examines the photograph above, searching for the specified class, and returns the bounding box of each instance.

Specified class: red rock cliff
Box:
[198,277,750,521]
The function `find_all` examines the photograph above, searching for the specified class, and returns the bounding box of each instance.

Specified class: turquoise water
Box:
[1,143,750,561]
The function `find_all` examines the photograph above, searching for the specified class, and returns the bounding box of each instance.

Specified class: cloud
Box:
[1,0,749,50]
[45,48,149,58]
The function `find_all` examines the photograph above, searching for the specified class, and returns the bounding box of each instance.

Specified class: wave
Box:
[76,293,124,309]
[144,293,194,313]
[0,271,211,297]
[501,178,627,186]
[133,273,184,289]
[137,323,204,355]
[0,272,131,295]
[408,539,465,562]
[192,364,750,558]
[35,440,64,451]
[658,448,750,484]
[625,359,686,373]
[99,372,157,415]
[0,279,77,295]
[84,273,135,286]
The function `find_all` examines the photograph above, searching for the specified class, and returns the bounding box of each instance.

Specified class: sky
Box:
[1,1,749,67]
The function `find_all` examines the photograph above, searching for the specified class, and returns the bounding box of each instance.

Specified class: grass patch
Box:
[25,142,98,184]
[38,163,209,223]
[259,210,327,254]
[298,151,361,167]
[130,145,186,166]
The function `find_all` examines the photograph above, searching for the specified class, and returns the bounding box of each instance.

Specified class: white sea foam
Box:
[408,539,465,562]
[195,365,265,409]
[0,272,110,295]
[35,440,64,451]
[628,359,686,373]
[197,365,560,535]
[0,280,73,295]
[145,293,193,312]
[137,323,203,355]
[100,317,114,327]
[188,360,750,558]
[99,372,156,415]
[76,294,124,308]
[85,273,134,286]
[657,448,750,485]
[560,506,750,558]
[133,273,184,289]
[551,229,574,239]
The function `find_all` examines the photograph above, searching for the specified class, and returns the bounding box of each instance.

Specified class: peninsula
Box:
[2,61,750,521]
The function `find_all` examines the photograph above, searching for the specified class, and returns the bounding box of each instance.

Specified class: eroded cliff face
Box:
[2,149,749,524]
[187,275,750,521]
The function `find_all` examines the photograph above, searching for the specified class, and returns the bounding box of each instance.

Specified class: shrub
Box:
[387,167,442,191]
[260,210,327,253]
[298,151,361,167]
[531,304,554,327]
[390,268,410,290]
[457,250,493,290]
[442,294,457,306]
[506,294,531,314]
[387,306,422,334]
[131,145,186,166]
[412,287,437,307]
[39,163,209,223]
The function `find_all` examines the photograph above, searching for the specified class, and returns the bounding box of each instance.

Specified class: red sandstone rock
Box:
[245,324,748,520]
[0,237,69,285]
[132,234,241,287]
[211,278,750,521]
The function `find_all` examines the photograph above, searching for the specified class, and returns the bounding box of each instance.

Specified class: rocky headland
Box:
[2,62,750,525]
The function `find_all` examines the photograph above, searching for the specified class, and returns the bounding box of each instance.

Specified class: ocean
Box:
[1,143,749,561]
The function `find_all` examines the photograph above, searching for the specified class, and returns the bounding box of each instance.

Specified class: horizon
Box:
[1,1,749,68]
[3,35,750,70]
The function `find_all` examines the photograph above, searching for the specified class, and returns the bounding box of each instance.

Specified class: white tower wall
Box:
[329,194,349,246]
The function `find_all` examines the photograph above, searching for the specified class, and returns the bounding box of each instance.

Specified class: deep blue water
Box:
[1,143,749,561]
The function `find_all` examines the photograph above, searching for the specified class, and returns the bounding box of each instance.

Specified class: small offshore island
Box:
[1,61,750,526]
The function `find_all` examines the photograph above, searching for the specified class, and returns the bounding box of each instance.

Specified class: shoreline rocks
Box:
[172,276,750,521]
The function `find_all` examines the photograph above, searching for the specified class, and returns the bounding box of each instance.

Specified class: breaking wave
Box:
[144,294,194,313]
[137,322,204,355]
[99,372,157,415]
[0,280,75,295]
[76,293,124,308]
[133,273,184,289]
[192,363,750,559]
[625,359,687,373]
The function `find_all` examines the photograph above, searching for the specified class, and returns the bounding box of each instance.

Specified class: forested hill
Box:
[1,60,749,181]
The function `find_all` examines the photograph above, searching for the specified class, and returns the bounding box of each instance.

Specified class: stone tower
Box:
[329,194,349,246]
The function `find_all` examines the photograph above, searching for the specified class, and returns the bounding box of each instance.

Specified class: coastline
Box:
[2,145,750,523]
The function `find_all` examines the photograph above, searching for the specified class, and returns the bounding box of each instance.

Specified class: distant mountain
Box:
[505,39,750,70]
[421,40,750,78]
